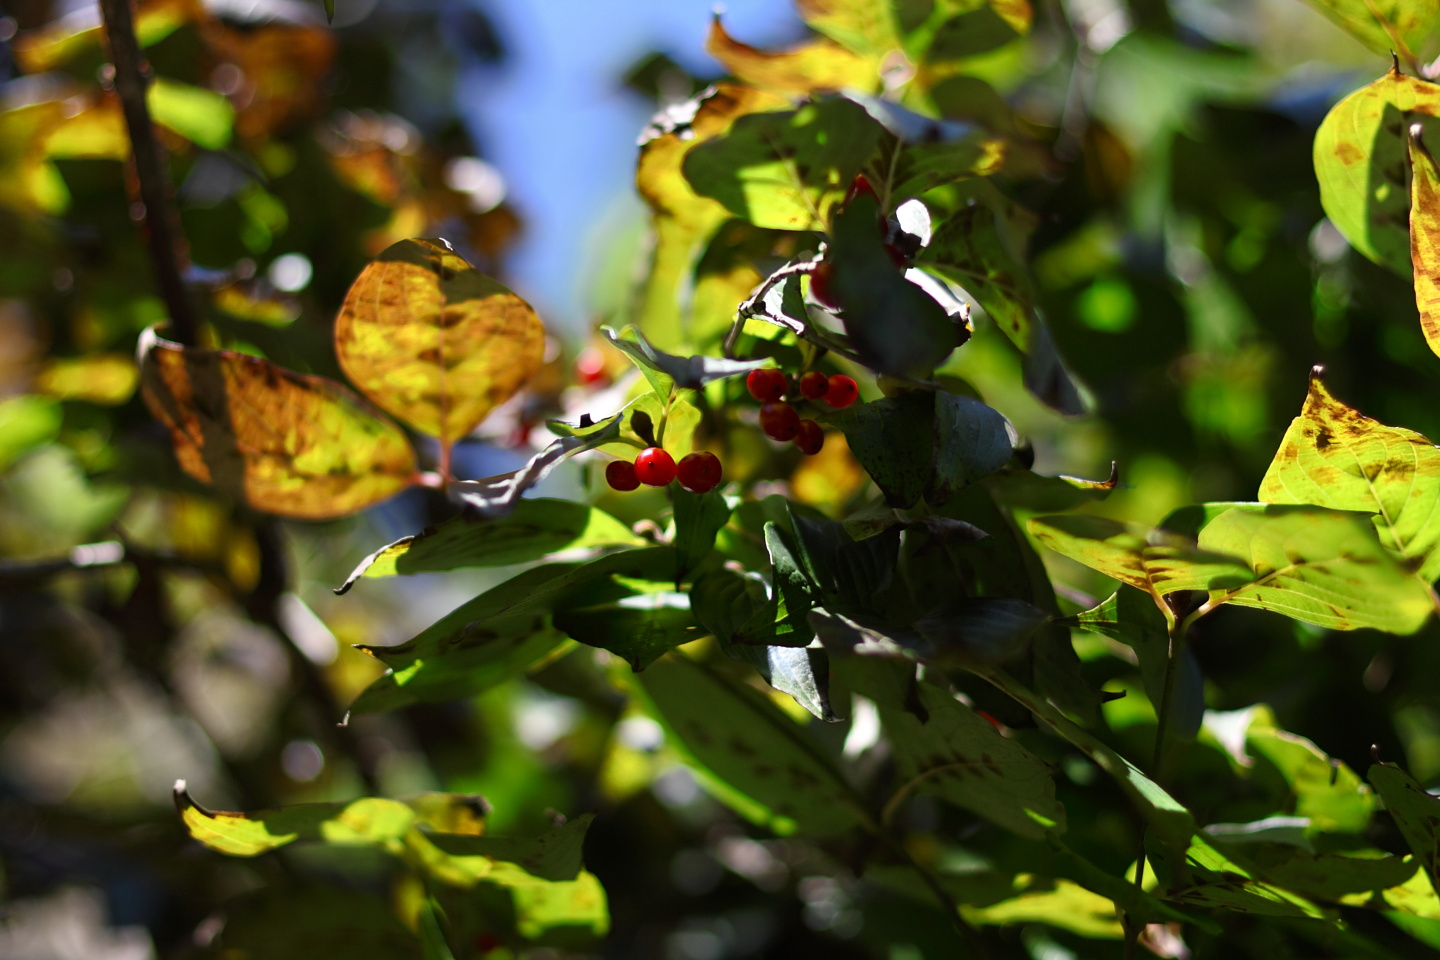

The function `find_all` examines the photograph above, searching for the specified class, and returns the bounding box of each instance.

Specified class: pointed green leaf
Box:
[1369,761,1440,895]
[825,391,935,507]
[337,499,642,591]
[1297,0,1435,60]
[846,659,1064,838]
[633,653,868,835]
[1196,504,1434,633]
[1247,722,1375,833]
[1261,369,1440,581]
[1314,66,1440,276]
[672,487,733,580]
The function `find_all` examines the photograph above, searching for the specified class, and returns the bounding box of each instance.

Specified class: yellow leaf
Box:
[706,14,877,97]
[138,328,417,519]
[1409,124,1440,359]
[34,353,138,405]
[334,238,545,444]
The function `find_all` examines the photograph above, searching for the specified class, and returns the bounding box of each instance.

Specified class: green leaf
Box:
[1073,587,1204,741]
[1411,124,1440,362]
[682,97,883,231]
[426,814,593,883]
[148,78,234,150]
[966,881,1121,937]
[0,395,60,471]
[824,194,963,376]
[204,886,422,960]
[826,389,1013,508]
[1297,0,1436,60]
[922,193,1084,413]
[417,899,456,960]
[551,585,701,671]
[912,597,1050,664]
[791,511,902,613]
[690,568,779,645]
[1160,835,1329,918]
[506,870,609,942]
[987,462,1118,512]
[1246,722,1375,834]
[633,653,869,835]
[1195,503,1434,633]
[1369,761,1440,895]
[601,325,766,394]
[672,487,733,580]
[798,0,904,60]
[349,549,678,711]
[1027,514,1252,597]
[846,659,1064,838]
[765,521,818,645]
[448,415,623,519]
[1258,850,1418,902]
[337,499,642,592]
[1314,66,1440,276]
[1260,368,1440,580]
[727,643,837,722]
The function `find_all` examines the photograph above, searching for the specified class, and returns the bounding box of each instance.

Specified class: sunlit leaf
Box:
[1247,721,1374,834]
[0,395,62,470]
[1195,503,1434,633]
[506,870,609,942]
[1258,850,1417,903]
[846,659,1064,838]
[706,14,875,96]
[1027,514,1251,597]
[1260,368,1440,580]
[682,97,883,231]
[425,815,594,883]
[967,881,1121,937]
[148,78,234,150]
[337,499,642,592]
[636,84,789,348]
[1369,761,1440,895]
[1073,587,1203,742]
[633,652,869,835]
[335,238,545,444]
[796,0,903,60]
[1297,0,1436,60]
[1409,124,1440,359]
[138,328,417,520]
[13,0,201,74]
[1314,65,1440,276]
[922,192,1084,412]
[1160,835,1328,918]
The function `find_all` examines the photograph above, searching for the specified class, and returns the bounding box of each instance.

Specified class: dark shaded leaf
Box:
[1369,761,1440,894]
[673,487,733,580]
[427,814,594,883]
[449,415,623,519]
[601,325,767,395]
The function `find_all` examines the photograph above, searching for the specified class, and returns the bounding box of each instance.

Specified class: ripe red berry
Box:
[845,174,879,206]
[759,401,800,441]
[825,375,858,409]
[799,371,830,400]
[809,260,838,310]
[746,368,787,402]
[605,459,639,491]
[794,420,824,455]
[676,451,723,493]
[634,447,677,486]
[574,347,607,386]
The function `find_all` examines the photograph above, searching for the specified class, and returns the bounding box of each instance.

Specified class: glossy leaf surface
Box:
[139,328,416,519]
[335,238,545,443]
[1410,126,1440,358]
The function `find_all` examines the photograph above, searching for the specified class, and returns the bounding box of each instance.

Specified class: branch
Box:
[98,0,198,346]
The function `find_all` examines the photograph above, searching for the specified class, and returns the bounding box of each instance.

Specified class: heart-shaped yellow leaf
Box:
[335,238,545,444]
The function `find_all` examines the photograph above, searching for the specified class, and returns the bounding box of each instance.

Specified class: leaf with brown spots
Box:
[1260,367,1440,581]
[1297,0,1436,63]
[1313,65,1440,276]
[1409,125,1440,360]
[335,238,545,447]
[1368,761,1440,896]
[138,328,417,520]
[1194,503,1433,633]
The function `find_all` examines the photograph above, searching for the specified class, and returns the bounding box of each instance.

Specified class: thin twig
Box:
[98,0,198,346]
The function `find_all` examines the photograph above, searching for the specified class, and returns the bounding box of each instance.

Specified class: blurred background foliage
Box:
[4,0,1440,957]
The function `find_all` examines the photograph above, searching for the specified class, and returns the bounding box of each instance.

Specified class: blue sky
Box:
[458,0,805,338]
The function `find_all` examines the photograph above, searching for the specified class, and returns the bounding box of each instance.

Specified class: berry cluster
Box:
[746,368,857,456]
[606,448,722,494]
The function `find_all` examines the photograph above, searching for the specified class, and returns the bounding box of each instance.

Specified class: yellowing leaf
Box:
[796,0,904,61]
[1410,125,1440,359]
[34,354,138,405]
[1260,368,1440,579]
[706,14,877,96]
[335,238,545,444]
[635,84,789,348]
[1314,66,1440,276]
[138,328,417,519]
[1298,0,1436,61]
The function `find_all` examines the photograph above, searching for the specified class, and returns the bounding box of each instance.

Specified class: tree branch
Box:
[99,0,198,346]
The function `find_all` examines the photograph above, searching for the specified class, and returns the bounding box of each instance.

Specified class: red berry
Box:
[746,368,787,402]
[794,420,824,455]
[759,402,800,441]
[799,371,830,400]
[676,451,723,493]
[574,347,607,386]
[810,260,838,310]
[634,447,677,486]
[605,460,639,491]
[825,375,858,409]
[845,174,879,206]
